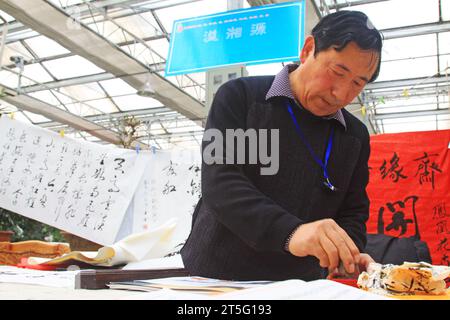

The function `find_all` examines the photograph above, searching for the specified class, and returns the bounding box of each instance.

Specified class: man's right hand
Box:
[287,219,360,274]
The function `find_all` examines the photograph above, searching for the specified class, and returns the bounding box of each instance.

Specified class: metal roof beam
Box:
[21,73,116,93]
[375,108,449,120]
[20,61,165,93]
[381,21,450,40]
[365,75,450,91]
[0,85,142,146]
[38,106,173,128]
[327,0,389,10]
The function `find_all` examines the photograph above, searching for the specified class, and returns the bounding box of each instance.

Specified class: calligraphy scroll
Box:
[133,148,201,254]
[0,117,148,245]
[366,129,450,265]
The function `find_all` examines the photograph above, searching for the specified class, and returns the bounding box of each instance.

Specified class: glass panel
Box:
[51,90,78,105]
[374,96,438,114]
[438,114,450,120]
[155,0,228,33]
[150,122,162,130]
[0,69,19,88]
[60,83,106,101]
[28,90,61,106]
[13,112,32,124]
[382,34,436,62]
[343,0,439,30]
[92,20,125,44]
[120,43,164,66]
[187,71,206,84]
[377,57,437,82]
[167,126,201,134]
[115,12,162,39]
[24,36,70,58]
[0,10,16,23]
[438,32,450,53]
[438,94,449,109]
[64,101,101,117]
[439,54,450,75]
[0,99,18,112]
[438,120,450,130]
[381,115,438,133]
[112,94,164,111]
[146,39,170,58]
[82,98,120,114]
[22,110,51,123]
[150,129,166,135]
[182,86,202,99]
[442,0,450,20]
[99,78,137,96]
[48,0,86,6]
[154,138,170,149]
[42,56,105,79]
[21,63,54,86]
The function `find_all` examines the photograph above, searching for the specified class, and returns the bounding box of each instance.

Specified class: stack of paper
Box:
[108,276,272,295]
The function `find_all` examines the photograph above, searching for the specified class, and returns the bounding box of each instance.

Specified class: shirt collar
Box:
[265,64,347,130]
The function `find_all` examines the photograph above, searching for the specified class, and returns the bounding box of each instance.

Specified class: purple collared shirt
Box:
[265,64,347,130]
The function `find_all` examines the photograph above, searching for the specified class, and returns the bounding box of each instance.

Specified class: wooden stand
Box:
[75,268,190,289]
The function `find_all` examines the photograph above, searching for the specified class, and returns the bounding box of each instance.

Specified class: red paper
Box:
[366,129,450,266]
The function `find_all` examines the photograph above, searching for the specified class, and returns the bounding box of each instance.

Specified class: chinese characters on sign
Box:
[367,129,450,265]
[413,152,442,190]
[378,151,442,188]
[203,17,269,43]
[432,203,450,265]
[379,152,407,182]
[377,195,418,237]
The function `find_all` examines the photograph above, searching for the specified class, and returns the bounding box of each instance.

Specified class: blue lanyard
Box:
[286,102,338,192]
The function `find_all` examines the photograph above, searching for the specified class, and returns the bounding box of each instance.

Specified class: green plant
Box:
[0,207,64,242]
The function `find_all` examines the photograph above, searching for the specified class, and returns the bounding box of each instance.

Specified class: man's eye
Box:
[353,80,363,87]
[332,69,344,77]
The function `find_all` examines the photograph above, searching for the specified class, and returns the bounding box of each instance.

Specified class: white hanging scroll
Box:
[133,148,202,253]
[0,117,149,245]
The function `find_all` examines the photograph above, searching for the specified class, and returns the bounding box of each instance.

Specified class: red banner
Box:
[367,129,450,265]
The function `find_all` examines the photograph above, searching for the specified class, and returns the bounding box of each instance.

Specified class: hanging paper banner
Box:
[0,117,149,245]
[133,148,201,254]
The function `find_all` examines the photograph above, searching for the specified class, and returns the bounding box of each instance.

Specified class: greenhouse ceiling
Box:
[0,0,449,149]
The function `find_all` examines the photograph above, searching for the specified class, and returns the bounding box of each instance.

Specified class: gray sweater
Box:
[181,76,370,281]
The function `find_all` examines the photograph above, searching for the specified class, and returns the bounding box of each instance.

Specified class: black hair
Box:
[311,10,383,83]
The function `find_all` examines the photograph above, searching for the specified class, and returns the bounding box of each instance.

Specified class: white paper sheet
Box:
[0,266,78,289]
[123,254,184,270]
[216,279,392,300]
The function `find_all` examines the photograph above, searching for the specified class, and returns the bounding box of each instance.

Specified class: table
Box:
[0,283,144,300]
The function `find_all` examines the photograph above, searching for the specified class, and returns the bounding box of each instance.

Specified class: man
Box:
[181,10,383,281]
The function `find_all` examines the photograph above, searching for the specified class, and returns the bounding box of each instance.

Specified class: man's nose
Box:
[330,82,350,104]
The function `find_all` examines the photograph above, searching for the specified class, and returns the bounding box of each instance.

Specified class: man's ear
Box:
[300,35,315,64]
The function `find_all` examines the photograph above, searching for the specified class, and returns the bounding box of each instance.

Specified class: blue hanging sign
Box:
[165,1,305,76]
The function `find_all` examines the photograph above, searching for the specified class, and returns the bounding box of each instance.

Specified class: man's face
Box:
[292,37,379,116]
